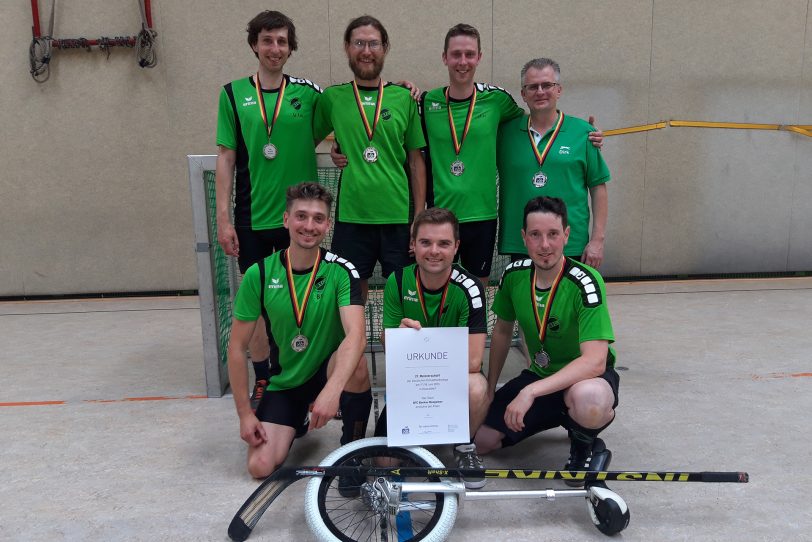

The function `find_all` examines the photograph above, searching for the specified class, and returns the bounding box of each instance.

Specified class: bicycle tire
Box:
[304,437,457,542]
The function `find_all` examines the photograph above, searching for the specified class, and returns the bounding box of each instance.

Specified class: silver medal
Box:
[291,334,309,352]
[534,349,550,368]
[263,143,278,160]
[363,146,379,163]
[450,160,465,176]
[532,171,547,188]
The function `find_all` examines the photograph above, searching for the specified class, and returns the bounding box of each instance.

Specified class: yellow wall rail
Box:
[604,120,812,137]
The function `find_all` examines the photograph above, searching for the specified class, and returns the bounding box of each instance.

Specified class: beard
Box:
[348,56,384,81]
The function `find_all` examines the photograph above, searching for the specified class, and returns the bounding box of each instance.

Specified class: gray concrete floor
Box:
[2,277,811,541]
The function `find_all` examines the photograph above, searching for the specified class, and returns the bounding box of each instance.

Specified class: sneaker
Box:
[454,444,486,489]
[250,379,267,412]
[564,438,594,487]
[338,457,365,498]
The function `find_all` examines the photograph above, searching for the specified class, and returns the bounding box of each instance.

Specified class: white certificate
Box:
[384,326,469,446]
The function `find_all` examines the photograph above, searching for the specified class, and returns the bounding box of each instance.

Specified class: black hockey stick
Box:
[228,464,748,541]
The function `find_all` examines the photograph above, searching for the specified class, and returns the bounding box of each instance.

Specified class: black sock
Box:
[565,418,600,449]
[340,389,372,445]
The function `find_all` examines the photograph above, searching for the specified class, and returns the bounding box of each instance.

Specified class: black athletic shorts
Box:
[236,227,289,274]
[331,221,412,280]
[254,357,329,433]
[457,219,497,279]
[484,367,620,448]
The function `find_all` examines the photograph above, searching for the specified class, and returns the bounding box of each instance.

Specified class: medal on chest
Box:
[530,258,566,369]
[285,249,322,353]
[353,80,384,164]
[527,112,563,187]
[445,87,476,177]
[254,73,286,160]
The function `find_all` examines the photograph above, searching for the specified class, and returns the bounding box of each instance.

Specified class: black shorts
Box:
[254,357,329,432]
[331,221,412,280]
[457,219,497,278]
[236,227,289,274]
[484,367,620,448]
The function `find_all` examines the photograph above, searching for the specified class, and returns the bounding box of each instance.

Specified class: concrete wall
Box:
[1,0,810,295]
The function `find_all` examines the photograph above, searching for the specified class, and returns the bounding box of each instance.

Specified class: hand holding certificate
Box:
[384,327,469,446]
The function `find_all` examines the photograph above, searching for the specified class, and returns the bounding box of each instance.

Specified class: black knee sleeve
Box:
[340,389,372,445]
[373,406,387,437]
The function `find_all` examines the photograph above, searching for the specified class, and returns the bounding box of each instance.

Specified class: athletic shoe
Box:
[250,379,267,412]
[338,457,364,498]
[454,444,486,489]
[564,438,593,487]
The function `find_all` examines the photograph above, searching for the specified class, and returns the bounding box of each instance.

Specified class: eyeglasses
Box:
[350,39,383,51]
[522,82,559,93]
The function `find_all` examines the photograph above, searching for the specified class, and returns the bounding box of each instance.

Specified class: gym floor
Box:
[2,277,810,541]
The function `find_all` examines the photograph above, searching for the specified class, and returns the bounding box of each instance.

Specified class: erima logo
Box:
[268,278,283,289]
[404,292,419,303]
[559,146,570,155]
[429,102,441,110]
[364,96,373,101]
[408,289,417,296]
[242,96,257,107]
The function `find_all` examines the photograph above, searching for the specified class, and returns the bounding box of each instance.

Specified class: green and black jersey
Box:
[233,248,362,390]
[497,113,610,256]
[492,258,615,378]
[421,84,523,222]
[216,74,321,230]
[383,263,486,333]
[313,82,425,224]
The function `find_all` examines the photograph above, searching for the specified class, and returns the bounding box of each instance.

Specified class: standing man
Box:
[475,197,619,485]
[421,24,524,287]
[227,182,372,479]
[216,11,324,409]
[314,15,426,301]
[498,58,611,268]
[374,208,490,489]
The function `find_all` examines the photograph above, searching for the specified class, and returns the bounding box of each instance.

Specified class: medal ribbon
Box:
[415,269,452,326]
[531,257,567,343]
[527,111,564,167]
[352,80,384,142]
[254,73,287,142]
[444,87,477,156]
[285,249,322,329]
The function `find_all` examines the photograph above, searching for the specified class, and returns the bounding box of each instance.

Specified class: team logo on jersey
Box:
[429,102,442,111]
[559,146,570,155]
[243,96,257,107]
[547,316,560,332]
[381,109,391,121]
[269,277,283,289]
[290,97,302,110]
[404,289,419,303]
[314,277,326,291]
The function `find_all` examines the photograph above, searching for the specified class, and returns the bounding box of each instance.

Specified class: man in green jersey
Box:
[475,197,619,486]
[373,208,490,489]
[314,15,426,301]
[216,11,324,409]
[227,183,372,479]
[497,58,611,269]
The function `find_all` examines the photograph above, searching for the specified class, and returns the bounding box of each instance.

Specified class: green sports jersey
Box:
[421,84,523,222]
[492,258,615,378]
[497,113,611,256]
[216,74,321,230]
[383,263,486,333]
[313,82,425,224]
[232,248,363,390]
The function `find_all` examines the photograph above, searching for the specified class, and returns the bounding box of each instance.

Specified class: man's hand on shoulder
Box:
[588,115,604,150]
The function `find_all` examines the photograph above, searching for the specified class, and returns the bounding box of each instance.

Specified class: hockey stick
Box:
[228,464,748,541]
